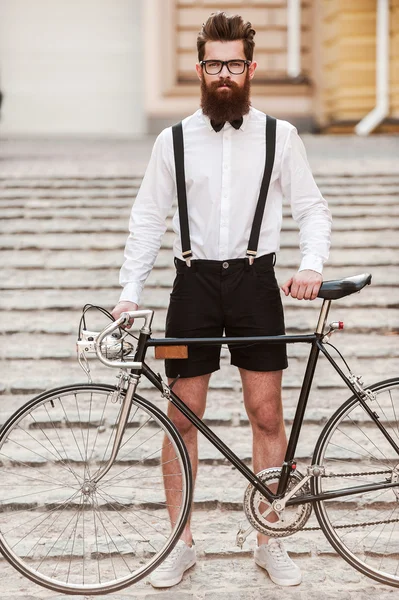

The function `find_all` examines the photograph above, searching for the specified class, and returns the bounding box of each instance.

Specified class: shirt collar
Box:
[201,109,251,132]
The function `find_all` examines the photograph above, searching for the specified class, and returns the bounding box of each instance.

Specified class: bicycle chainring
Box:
[243,467,312,537]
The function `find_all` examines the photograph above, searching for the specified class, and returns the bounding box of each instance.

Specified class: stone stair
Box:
[0,156,399,598]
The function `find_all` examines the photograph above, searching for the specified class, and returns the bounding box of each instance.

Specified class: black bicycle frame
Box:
[133,329,399,506]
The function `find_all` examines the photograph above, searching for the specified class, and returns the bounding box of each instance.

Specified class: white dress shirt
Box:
[119,107,332,305]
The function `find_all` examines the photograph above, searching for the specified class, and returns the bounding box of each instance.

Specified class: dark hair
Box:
[197,12,256,62]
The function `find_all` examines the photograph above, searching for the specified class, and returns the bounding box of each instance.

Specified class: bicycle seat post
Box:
[316,299,332,335]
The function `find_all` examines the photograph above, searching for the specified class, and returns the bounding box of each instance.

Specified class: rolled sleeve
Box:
[280,126,332,274]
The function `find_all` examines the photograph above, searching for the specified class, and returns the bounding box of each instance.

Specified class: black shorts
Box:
[165,253,288,378]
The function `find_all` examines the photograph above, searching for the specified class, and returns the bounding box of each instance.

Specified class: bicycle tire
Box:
[0,383,192,595]
[312,377,399,587]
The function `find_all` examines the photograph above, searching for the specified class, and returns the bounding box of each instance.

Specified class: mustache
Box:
[209,78,237,89]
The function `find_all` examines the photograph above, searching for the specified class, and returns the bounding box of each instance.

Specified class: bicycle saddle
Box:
[318,273,372,300]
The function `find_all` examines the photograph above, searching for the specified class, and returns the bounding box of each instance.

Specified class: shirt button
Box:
[222,262,229,269]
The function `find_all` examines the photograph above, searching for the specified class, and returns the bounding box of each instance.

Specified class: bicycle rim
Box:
[313,378,399,587]
[0,384,192,595]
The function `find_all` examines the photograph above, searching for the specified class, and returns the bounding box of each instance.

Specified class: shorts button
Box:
[222,261,229,269]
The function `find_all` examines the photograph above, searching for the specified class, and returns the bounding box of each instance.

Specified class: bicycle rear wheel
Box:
[313,378,399,586]
[0,383,192,595]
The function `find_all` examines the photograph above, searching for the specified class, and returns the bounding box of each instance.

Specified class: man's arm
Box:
[112,129,175,320]
[279,126,332,300]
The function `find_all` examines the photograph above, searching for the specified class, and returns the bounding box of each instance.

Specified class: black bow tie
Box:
[211,117,243,132]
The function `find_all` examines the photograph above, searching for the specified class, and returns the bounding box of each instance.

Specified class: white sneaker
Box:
[149,540,196,588]
[254,539,302,586]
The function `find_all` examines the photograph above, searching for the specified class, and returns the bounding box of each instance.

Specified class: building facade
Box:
[0,0,398,136]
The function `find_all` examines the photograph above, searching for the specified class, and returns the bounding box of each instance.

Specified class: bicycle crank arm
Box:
[272,474,312,512]
[236,506,274,548]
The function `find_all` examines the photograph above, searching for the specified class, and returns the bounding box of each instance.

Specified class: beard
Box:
[200,72,251,123]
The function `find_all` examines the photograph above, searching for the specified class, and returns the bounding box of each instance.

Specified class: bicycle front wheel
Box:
[313,377,399,587]
[0,384,192,595]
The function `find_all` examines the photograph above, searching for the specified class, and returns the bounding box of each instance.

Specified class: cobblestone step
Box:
[2,248,397,270]
[2,230,398,250]
[0,307,397,335]
[2,216,399,234]
[1,286,397,311]
[3,266,399,289]
[0,356,396,395]
[0,390,385,431]
[2,194,399,212]
[3,203,399,220]
[2,333,397,361]
[0,183,398,198]
[0,555,391,599]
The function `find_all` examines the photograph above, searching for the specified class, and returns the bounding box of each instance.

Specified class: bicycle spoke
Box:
[315,382,399,586]
[0,387,190,593]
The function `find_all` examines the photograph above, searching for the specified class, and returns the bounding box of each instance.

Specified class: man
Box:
[112,12,331,589]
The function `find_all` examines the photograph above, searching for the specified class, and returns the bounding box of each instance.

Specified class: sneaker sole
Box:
[254,557,302,587]
[149,557,197,588]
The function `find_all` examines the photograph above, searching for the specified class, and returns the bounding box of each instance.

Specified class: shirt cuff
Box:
[299,254,324,275]
[119,282,144,305]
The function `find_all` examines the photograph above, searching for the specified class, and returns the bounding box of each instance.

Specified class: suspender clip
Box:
[182,250,193,268]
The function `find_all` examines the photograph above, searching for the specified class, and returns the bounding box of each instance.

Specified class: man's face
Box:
[196,40,257,123]
[196,40,257,91]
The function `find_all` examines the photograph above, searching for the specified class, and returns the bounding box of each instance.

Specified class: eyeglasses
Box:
[200,59,251,75]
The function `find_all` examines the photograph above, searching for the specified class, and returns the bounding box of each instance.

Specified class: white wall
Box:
[0,0,144,136]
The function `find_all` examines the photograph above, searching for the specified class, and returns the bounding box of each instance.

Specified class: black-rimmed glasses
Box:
[200,59,251,75]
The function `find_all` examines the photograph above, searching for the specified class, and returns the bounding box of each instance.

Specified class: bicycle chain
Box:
[303,468,396,531]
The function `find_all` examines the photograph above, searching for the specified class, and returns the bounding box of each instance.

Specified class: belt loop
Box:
[272,252,276,267]
[245,257,251,271]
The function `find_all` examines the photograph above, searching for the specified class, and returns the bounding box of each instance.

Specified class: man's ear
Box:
[195,63,203,81]
[248,61,257,81]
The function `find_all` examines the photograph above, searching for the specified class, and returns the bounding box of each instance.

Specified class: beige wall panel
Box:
[202,0,247,5]
[178,7,272,27]
[339,14,376,37]
[0,0,144,136]
[391,2,399,116]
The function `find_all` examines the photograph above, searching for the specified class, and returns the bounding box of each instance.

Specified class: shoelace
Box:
[156,543,185,571]
[267,540,291,565]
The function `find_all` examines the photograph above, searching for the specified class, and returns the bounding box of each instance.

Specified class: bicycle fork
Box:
[92,374,140,485]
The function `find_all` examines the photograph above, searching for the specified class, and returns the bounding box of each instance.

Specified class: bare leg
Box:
[239,368,287,545]
[162,374,211,545]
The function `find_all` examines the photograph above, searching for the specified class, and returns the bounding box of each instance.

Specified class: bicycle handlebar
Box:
[94,309,154,370]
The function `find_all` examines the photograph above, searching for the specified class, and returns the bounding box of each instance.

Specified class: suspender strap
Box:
[246,115,277,263]
[172,121,193,264]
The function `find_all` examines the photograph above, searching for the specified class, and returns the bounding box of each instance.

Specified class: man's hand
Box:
[281,270,322,301]
[111,301,138,328]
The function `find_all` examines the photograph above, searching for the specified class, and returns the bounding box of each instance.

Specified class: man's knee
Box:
[166,374,210,435]
[249,408,285,437]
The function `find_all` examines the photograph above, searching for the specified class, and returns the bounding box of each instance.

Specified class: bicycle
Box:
[1,271,399,595]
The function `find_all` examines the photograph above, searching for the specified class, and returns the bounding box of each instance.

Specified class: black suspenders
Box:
[246,115,276,263]
[172,115,277,266]
[172,123,193,265]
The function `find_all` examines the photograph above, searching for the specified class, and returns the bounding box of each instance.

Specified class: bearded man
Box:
[112,11,331,589]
